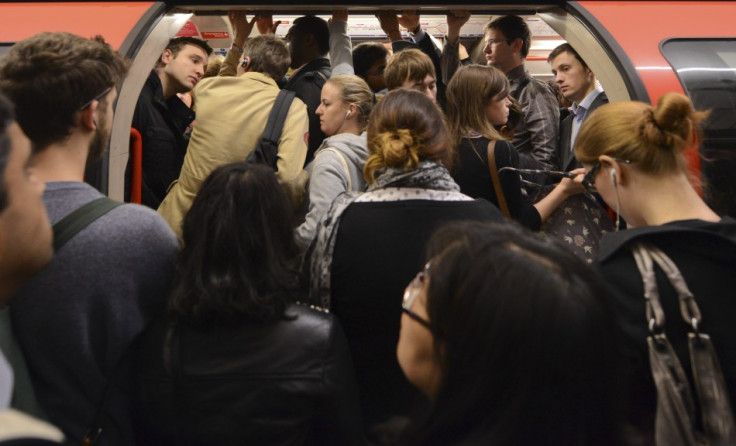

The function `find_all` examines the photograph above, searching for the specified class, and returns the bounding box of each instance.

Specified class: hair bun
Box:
[375,128,420,169]
[638,92,698,153]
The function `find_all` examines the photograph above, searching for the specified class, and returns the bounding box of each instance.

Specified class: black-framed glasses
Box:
[402,262,432,330]
[78,87,112,111]
[582,158,632,190]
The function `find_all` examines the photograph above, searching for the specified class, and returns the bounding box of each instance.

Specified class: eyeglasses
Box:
[78,87,112,111]
[402,262,432,330]
[582,158,632,191]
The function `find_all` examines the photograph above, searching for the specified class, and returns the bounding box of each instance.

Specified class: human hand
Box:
[256,14,282,35]
[228,10,257,47]
[376,10,402,41]
[447,10,470,43]
[398,10,420,32]
[559,168,587,196]
[330,9,348,24]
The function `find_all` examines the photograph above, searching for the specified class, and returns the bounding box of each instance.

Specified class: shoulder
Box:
[99,203,179,250]
[524,77,556,98]
[599,219,736,263]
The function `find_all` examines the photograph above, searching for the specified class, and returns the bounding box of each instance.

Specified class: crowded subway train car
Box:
[0,0,735,215]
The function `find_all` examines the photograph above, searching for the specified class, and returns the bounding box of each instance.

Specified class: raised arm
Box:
[328,9,354,77]
[440,10,471,85]
[221,10,257,77]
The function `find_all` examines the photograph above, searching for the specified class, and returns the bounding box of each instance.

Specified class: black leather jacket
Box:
[134,304,365,445]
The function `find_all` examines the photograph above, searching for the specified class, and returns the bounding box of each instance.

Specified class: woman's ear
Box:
[599,155,625,186]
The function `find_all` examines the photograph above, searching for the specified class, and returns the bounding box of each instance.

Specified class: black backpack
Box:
[245,89,297,170]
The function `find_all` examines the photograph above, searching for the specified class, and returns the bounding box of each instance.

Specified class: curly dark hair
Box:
[168,162,300,329]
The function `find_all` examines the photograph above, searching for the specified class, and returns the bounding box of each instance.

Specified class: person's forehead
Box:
[179,43,207,57]
[552,51,577,66]
[487,28,506,40]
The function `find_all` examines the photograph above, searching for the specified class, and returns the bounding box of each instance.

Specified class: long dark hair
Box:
[168,162,300,329]
[409,221,624,445]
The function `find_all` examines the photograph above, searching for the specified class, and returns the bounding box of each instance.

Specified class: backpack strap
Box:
[53,197,123,252]
[316,148,352,191]
[246,89,297,170]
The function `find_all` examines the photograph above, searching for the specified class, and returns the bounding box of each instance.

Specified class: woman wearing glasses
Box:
[446,64,584,230]
[397,221,625,445]
[310,89,502,436]
[575,92,736,440]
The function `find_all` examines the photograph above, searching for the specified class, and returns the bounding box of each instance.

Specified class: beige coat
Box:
[157,72,309,236]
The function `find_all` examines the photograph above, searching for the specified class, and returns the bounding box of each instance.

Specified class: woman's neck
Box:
[631,171,720,226]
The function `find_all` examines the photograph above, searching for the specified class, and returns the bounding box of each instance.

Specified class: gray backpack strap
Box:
[246,89,297,170]
[631,243,736,446]
[53,197,123,252]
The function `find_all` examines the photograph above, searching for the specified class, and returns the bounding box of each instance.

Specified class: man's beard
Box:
[86,119,109,165]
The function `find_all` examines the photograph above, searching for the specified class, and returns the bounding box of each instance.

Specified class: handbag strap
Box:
[631,243,736,445]
[53,197,122,252]
[485,141,510,218]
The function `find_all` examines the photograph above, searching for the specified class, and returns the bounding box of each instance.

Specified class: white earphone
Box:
[344,111,352,119]
[610,168,617,187]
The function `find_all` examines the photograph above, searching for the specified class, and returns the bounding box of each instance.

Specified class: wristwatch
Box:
[230,44,244,54]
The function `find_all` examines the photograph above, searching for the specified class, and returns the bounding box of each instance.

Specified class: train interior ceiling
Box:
[170,8,567,81]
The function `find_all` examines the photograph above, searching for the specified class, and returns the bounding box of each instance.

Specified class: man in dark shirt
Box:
[129,37,212,208]
[283,16,331,164]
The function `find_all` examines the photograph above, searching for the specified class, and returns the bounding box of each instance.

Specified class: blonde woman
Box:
[576,93,736,440]
[296,75,374,252]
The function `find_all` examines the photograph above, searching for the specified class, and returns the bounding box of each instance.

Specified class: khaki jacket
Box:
[157,72,309,236]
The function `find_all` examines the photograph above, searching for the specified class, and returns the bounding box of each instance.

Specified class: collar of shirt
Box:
[571,86,604,119]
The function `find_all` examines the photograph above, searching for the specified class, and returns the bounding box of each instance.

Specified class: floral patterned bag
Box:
[541,192,614,263]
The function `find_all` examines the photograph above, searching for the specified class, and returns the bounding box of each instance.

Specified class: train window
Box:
[661,39,736,216]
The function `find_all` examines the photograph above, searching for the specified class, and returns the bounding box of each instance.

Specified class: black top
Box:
[128,71,195,209]
[452,136,541,230]
[596,217,736,438]
[134,304,364,446]
[330,198,502,429]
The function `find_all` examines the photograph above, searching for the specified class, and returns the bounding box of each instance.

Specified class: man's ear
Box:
[161,49,173,66]
[78,101,98,131]
[303,33,315,48]
[511,38,524,56]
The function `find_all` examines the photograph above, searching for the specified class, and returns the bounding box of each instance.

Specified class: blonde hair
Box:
[326,75,375,129]
[384,48,436,90]
[575,93,708,175]
[446,64,509,144]
[364,89,452,183]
